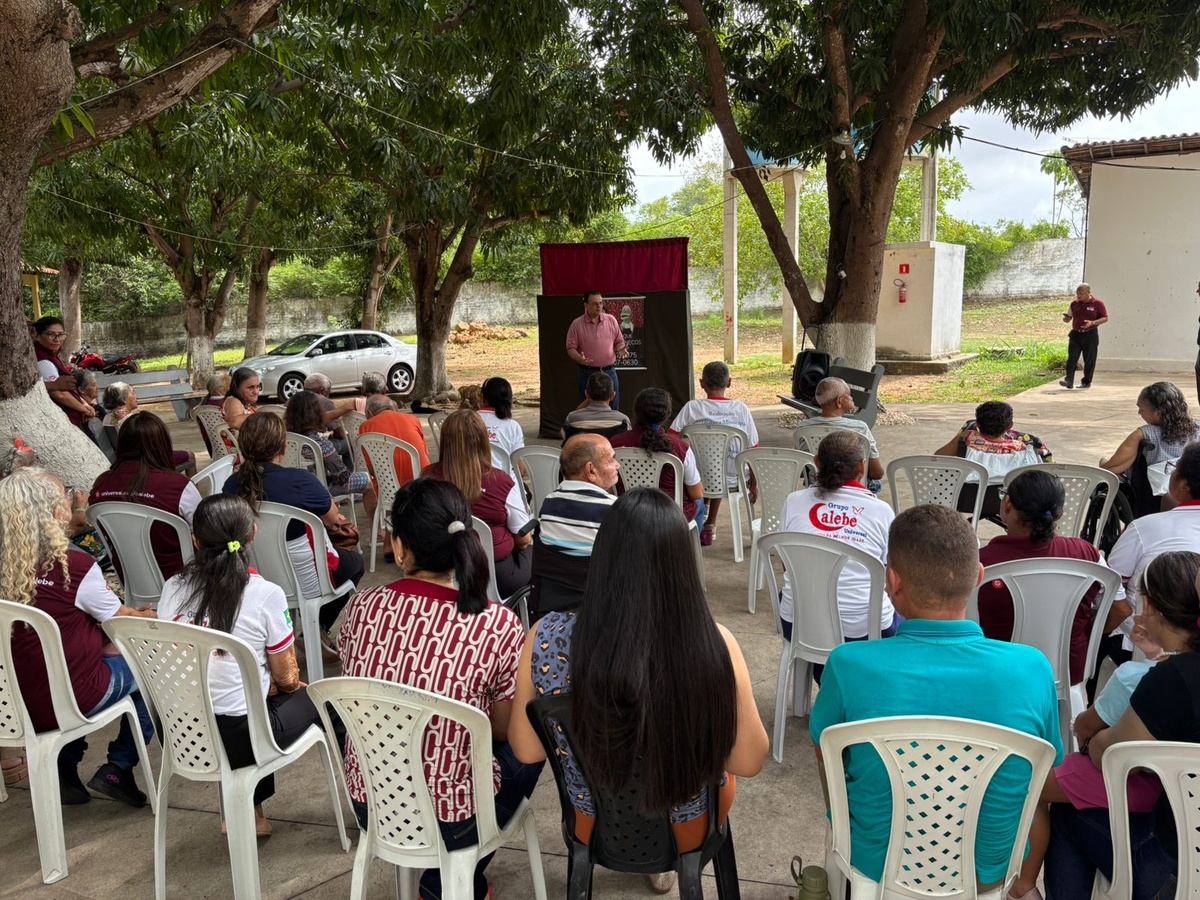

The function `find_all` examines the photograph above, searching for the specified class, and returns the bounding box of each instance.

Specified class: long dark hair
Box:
[1174,442,1200,500]
[177,494,255,634]
[110,412,178,498]
[481,377,514,419]
[1005,469,1064,544]
[285,390,324,434]
[391,477,489,614]
[1140,382,1197,445]
[815,430,864,496]
[1140,550,1200,653]
[229,367,259,407]
[632,388,673,454]
[235,412,288,513]
[572,488,736,815]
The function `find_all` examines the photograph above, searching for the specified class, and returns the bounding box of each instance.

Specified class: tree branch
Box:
[143,223,183,270]
[434,1,478,35]
[71,0,208,69]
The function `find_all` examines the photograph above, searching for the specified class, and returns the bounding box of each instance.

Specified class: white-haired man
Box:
[795,376,884,491]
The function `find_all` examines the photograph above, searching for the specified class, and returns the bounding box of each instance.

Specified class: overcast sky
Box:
[628,79,1200,226]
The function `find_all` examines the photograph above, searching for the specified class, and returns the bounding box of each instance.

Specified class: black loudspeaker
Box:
[791,349,831,402]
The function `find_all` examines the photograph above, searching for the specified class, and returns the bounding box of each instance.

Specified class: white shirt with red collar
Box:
[779,481,895,637]
[670,396,760,487]
[478,408,525,479]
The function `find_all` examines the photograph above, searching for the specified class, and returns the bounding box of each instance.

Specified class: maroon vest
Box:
[90,462,192,578]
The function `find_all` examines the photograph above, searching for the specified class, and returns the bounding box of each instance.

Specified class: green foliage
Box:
[271,257,359,300]
[79,257,186,321]
[473,208,631,287]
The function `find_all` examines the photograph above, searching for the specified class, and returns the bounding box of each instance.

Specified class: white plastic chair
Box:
[285,431,360,535]
[191,406,237,461]
[341,411,367,467]
[613,448,684,506]
[735,447,814,615]
[252,501,356,684]
[1096,741,1200,899]
[103,617,349,900]
[0,599,157,884]
[470,517,531,630]
[511,445,563,516]
[759,532,886,763]
[887,455,989,530]
[680,423,749,562]
[820,716,1056,900]
[491,444,517,487]
[191,455,235,498]
[1002,463,1119,546]
[967,558,1121,751]
[428,410,449,456]
[87,501,195,608]
[357,432,422,573]
[308,677,547,900]
[792,424,872,463]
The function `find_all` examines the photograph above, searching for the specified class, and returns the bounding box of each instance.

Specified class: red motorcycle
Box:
[69,344,140,375]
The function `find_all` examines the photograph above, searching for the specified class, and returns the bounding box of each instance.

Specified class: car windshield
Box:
[269,334,322,356]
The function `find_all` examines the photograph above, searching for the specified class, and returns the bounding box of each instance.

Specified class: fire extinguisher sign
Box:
[899,263,910,274]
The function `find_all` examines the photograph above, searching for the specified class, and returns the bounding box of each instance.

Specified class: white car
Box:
[241,330,417,402]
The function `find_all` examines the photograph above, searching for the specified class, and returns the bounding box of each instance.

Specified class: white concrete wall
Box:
[966,238,1084,301]
[876,241,964,358]
[1083,153,1200,370]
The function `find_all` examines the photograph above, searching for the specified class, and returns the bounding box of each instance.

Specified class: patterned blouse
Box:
[530,611,717,822]
[337,579,525,821]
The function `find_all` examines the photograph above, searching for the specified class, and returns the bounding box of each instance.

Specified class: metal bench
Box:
[95,368,201,421]
[779,357,885,429]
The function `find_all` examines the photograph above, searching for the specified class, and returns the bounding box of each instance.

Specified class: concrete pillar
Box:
[919,150,938,242]
[723,149,738,364]
[781,168,800,362]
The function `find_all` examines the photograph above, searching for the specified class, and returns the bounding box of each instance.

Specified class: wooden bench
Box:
[779,357,885,428]
[95,368,201,422]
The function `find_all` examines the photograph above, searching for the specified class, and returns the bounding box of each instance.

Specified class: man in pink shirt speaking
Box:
[566,290,629,409]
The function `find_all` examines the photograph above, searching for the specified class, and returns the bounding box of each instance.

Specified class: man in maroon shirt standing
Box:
[566,291,629,410]
[1060,282,1109,390]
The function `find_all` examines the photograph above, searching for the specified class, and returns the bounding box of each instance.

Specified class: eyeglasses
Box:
[43,332,66,339]
[996,487,1008,498]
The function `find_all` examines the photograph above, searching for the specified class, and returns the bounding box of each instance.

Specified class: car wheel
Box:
[388,363,415,395]
[277,373,306,402]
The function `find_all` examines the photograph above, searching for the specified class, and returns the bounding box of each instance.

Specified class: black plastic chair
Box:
[526,693,740,900]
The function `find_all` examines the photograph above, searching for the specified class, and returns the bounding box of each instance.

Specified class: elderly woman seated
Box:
[934,400,1052,520]
[353,371,389,414]
[285,390,372,501]
[103,385,196,476]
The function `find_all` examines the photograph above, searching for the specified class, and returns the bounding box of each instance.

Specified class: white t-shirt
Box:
[478,409,525,479]
[1108,505,1200,610]
[158,572,295,716]
[778,483,895,638]
[670,397,759,486]
[37,359,64,382]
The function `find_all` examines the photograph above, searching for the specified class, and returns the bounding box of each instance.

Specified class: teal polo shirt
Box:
[810,618,1063,885]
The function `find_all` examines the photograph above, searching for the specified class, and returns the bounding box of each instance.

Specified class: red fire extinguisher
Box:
[894,277,907,303]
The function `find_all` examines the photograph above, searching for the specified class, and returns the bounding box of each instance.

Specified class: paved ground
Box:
[2,368,1189,899]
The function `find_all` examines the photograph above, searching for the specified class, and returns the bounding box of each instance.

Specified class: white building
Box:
[1063,133,1200,370]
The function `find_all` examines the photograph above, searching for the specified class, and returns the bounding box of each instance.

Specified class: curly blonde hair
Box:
[0,468,71,605]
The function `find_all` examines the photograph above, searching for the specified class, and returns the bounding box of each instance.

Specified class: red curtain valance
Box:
[539,237,689,296]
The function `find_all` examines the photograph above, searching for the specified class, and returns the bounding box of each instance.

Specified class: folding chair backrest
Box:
[760,532,885,661]
[283,431,328,486]
[471,516,502,604]
[103,617,277,780]
[613,449,683,506]
[793,424,871,462]
[511,446,563,515]
[308,677,500,865]
[1003,463,1119,546]
[191,406,236,461]
[87,501,195,607]
[428,411,449,454]
[252,501,337,609]
[679,424,748,501]
[820,715,1056,898]
[191,455,235,498]
[735,447,813,535]
[0,599,92,742]
[887,455,989,520]
[357,433,421,513]
[491,445,515,483]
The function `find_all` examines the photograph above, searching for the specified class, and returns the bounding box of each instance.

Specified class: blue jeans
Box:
[780,615,902,685]
[692,498,706,527]
[61,656,154,772]
[353,741,544,900]
[1044,805,1176,900]
[576,365,620,411]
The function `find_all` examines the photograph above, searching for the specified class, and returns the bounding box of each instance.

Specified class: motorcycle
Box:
[69,344,140,375]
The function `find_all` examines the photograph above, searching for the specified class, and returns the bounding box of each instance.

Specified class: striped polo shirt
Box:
[537,479,617,556]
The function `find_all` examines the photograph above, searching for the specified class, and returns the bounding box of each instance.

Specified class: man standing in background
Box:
[1059,282,1108,390]
[566,291,628,410]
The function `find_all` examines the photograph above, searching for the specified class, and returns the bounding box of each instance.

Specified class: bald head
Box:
[560,434,619,489]
[365,395,398,417]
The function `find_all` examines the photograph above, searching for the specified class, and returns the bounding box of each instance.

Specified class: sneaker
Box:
[88,763,146,808]
[647,872,677,894]
[1078,382,1091,390]
[699,527,714,547]
[58,762,91,805]
[1058,379,1074,389]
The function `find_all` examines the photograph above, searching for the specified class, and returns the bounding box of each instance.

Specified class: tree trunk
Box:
[361,211,393,332]
[183,277,217,387]
[59,254,83,354]
[245,247,275,358]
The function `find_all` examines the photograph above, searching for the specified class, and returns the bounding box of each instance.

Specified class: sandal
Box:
[2,754,28,786]
[699,527,715,547]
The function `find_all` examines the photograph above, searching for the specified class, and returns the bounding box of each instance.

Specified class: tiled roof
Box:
[1060,132,1200,197]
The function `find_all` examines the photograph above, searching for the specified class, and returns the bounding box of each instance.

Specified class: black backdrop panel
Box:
[537,291,694,439]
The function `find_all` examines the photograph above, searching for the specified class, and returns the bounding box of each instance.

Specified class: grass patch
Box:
[880,341,1067,404]
[139,348,246,372]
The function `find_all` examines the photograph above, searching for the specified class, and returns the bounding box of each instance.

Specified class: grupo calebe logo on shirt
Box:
[808,501,864,532]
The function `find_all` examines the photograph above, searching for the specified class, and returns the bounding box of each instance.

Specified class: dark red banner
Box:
[539,238,689,296]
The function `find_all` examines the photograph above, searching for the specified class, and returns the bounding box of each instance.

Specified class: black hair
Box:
[633,388,673,454]
[235,412,288,513]
[1004,469,1064,544]
[1140,550,1200,653]
[285,390,324,434]
[110,412,178,499]
[572,488,736,816]
[582,290,602,303]
[177,494,255,634]
[815,431,865,495]
[974,401,1014,438]
[1174,442,1200,500]
[480,377,514,420]
[585,372,614,402]
[701,361,731,389]
[1139,382,1198,445]
[391,477,489,615]
[32,316,65,335]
